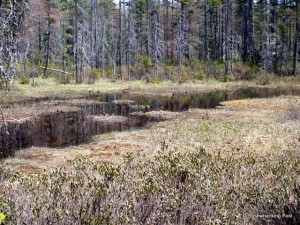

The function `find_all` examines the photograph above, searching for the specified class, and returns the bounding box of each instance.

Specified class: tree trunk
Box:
[62,22,67,84]
[42,3,51,78]
[177,2,184,82]
[243,0,249,63]
[154,11,159,77]
[101,7,105,80]
[171,0,174,64]
[89,0,94,68]
[119,0,123,79]
[204,3,209,61]
[243,0,253,63]
[74,0,79,83]
[146,0,150,58]
[126,0,131,80]
[293,0,299,76]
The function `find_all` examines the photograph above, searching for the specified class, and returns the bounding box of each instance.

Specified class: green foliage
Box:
[193,69,206,80]
[180,71,189,83]
[19,75,30,85]
[48,16,56,24]
[0,213,5,224]
[181,0,191,5]
[208,0,223,6]
[143,57,154,68]
[164,65,176,80]
[278,21,287,34]
[148,77,162,84]
[132,63,147,79]
[33,49,42,65]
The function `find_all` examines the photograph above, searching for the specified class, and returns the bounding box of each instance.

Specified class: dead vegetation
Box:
[0,147,299,224]
[1,96,299,174]
[0,77,299,105]
[279,99,300,122]
[0,92,299,224]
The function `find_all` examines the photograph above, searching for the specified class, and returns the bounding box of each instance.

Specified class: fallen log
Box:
[39,66,70,74]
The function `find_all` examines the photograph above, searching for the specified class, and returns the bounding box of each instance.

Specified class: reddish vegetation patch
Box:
[89,143,138,153]
[89,143,138,159]
[222,97,300,111]
[23,152,52,161]
[15,165,43,174]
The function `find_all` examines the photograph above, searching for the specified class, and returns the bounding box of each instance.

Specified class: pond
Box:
[0,86,300,159]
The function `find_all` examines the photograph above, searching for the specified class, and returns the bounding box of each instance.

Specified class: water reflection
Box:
[1,86,300,158]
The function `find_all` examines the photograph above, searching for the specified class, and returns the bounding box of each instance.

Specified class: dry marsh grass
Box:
[1,77,299,105]
[0,95,299,224]
[1,96,299,173]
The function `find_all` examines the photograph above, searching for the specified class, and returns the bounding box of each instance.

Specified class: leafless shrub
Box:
[255,71,276,85]
[278,100,300,122]
[0,167,12,183]
[0,146,299,224]
[286,101,300,120]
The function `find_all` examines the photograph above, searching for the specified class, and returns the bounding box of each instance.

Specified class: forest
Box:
[0,0,300,86]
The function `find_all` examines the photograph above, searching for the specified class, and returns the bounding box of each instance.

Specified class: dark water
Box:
[1,86,300,159]
[84,86,300,113]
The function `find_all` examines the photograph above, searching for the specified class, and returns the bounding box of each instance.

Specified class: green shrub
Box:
[193,69,206,80]
[18,75,30,84]
[165,65,176,80]
[143,57,154,68]
[148,76,162,84]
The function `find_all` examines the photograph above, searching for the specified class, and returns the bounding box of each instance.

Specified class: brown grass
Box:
[1,77,299,105]
[1,95,299,176]
[0,94,299,224]
[221,96,300,111]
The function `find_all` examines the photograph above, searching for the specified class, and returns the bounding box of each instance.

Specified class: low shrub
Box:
[56,72,73,84]
[278,100,300,122]
[18,76,30,85]
[83,68,100,84]
[0,167,12,183]
[232,62,259,80]
[255,71,275,85]
[0,146,298,224]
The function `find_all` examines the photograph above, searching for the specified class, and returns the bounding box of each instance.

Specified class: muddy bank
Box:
[0,100,177,159]
[1,86,300,159]
[0,108,85,158]
[0,95,299,177]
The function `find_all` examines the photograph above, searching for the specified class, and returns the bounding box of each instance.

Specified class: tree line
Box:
[0,0,299,86]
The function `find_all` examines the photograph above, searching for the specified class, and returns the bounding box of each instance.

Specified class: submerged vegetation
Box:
[0,146,299,224]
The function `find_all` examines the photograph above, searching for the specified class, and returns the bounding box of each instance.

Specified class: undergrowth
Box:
[278,99,300,122]
[0,145,299,224]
